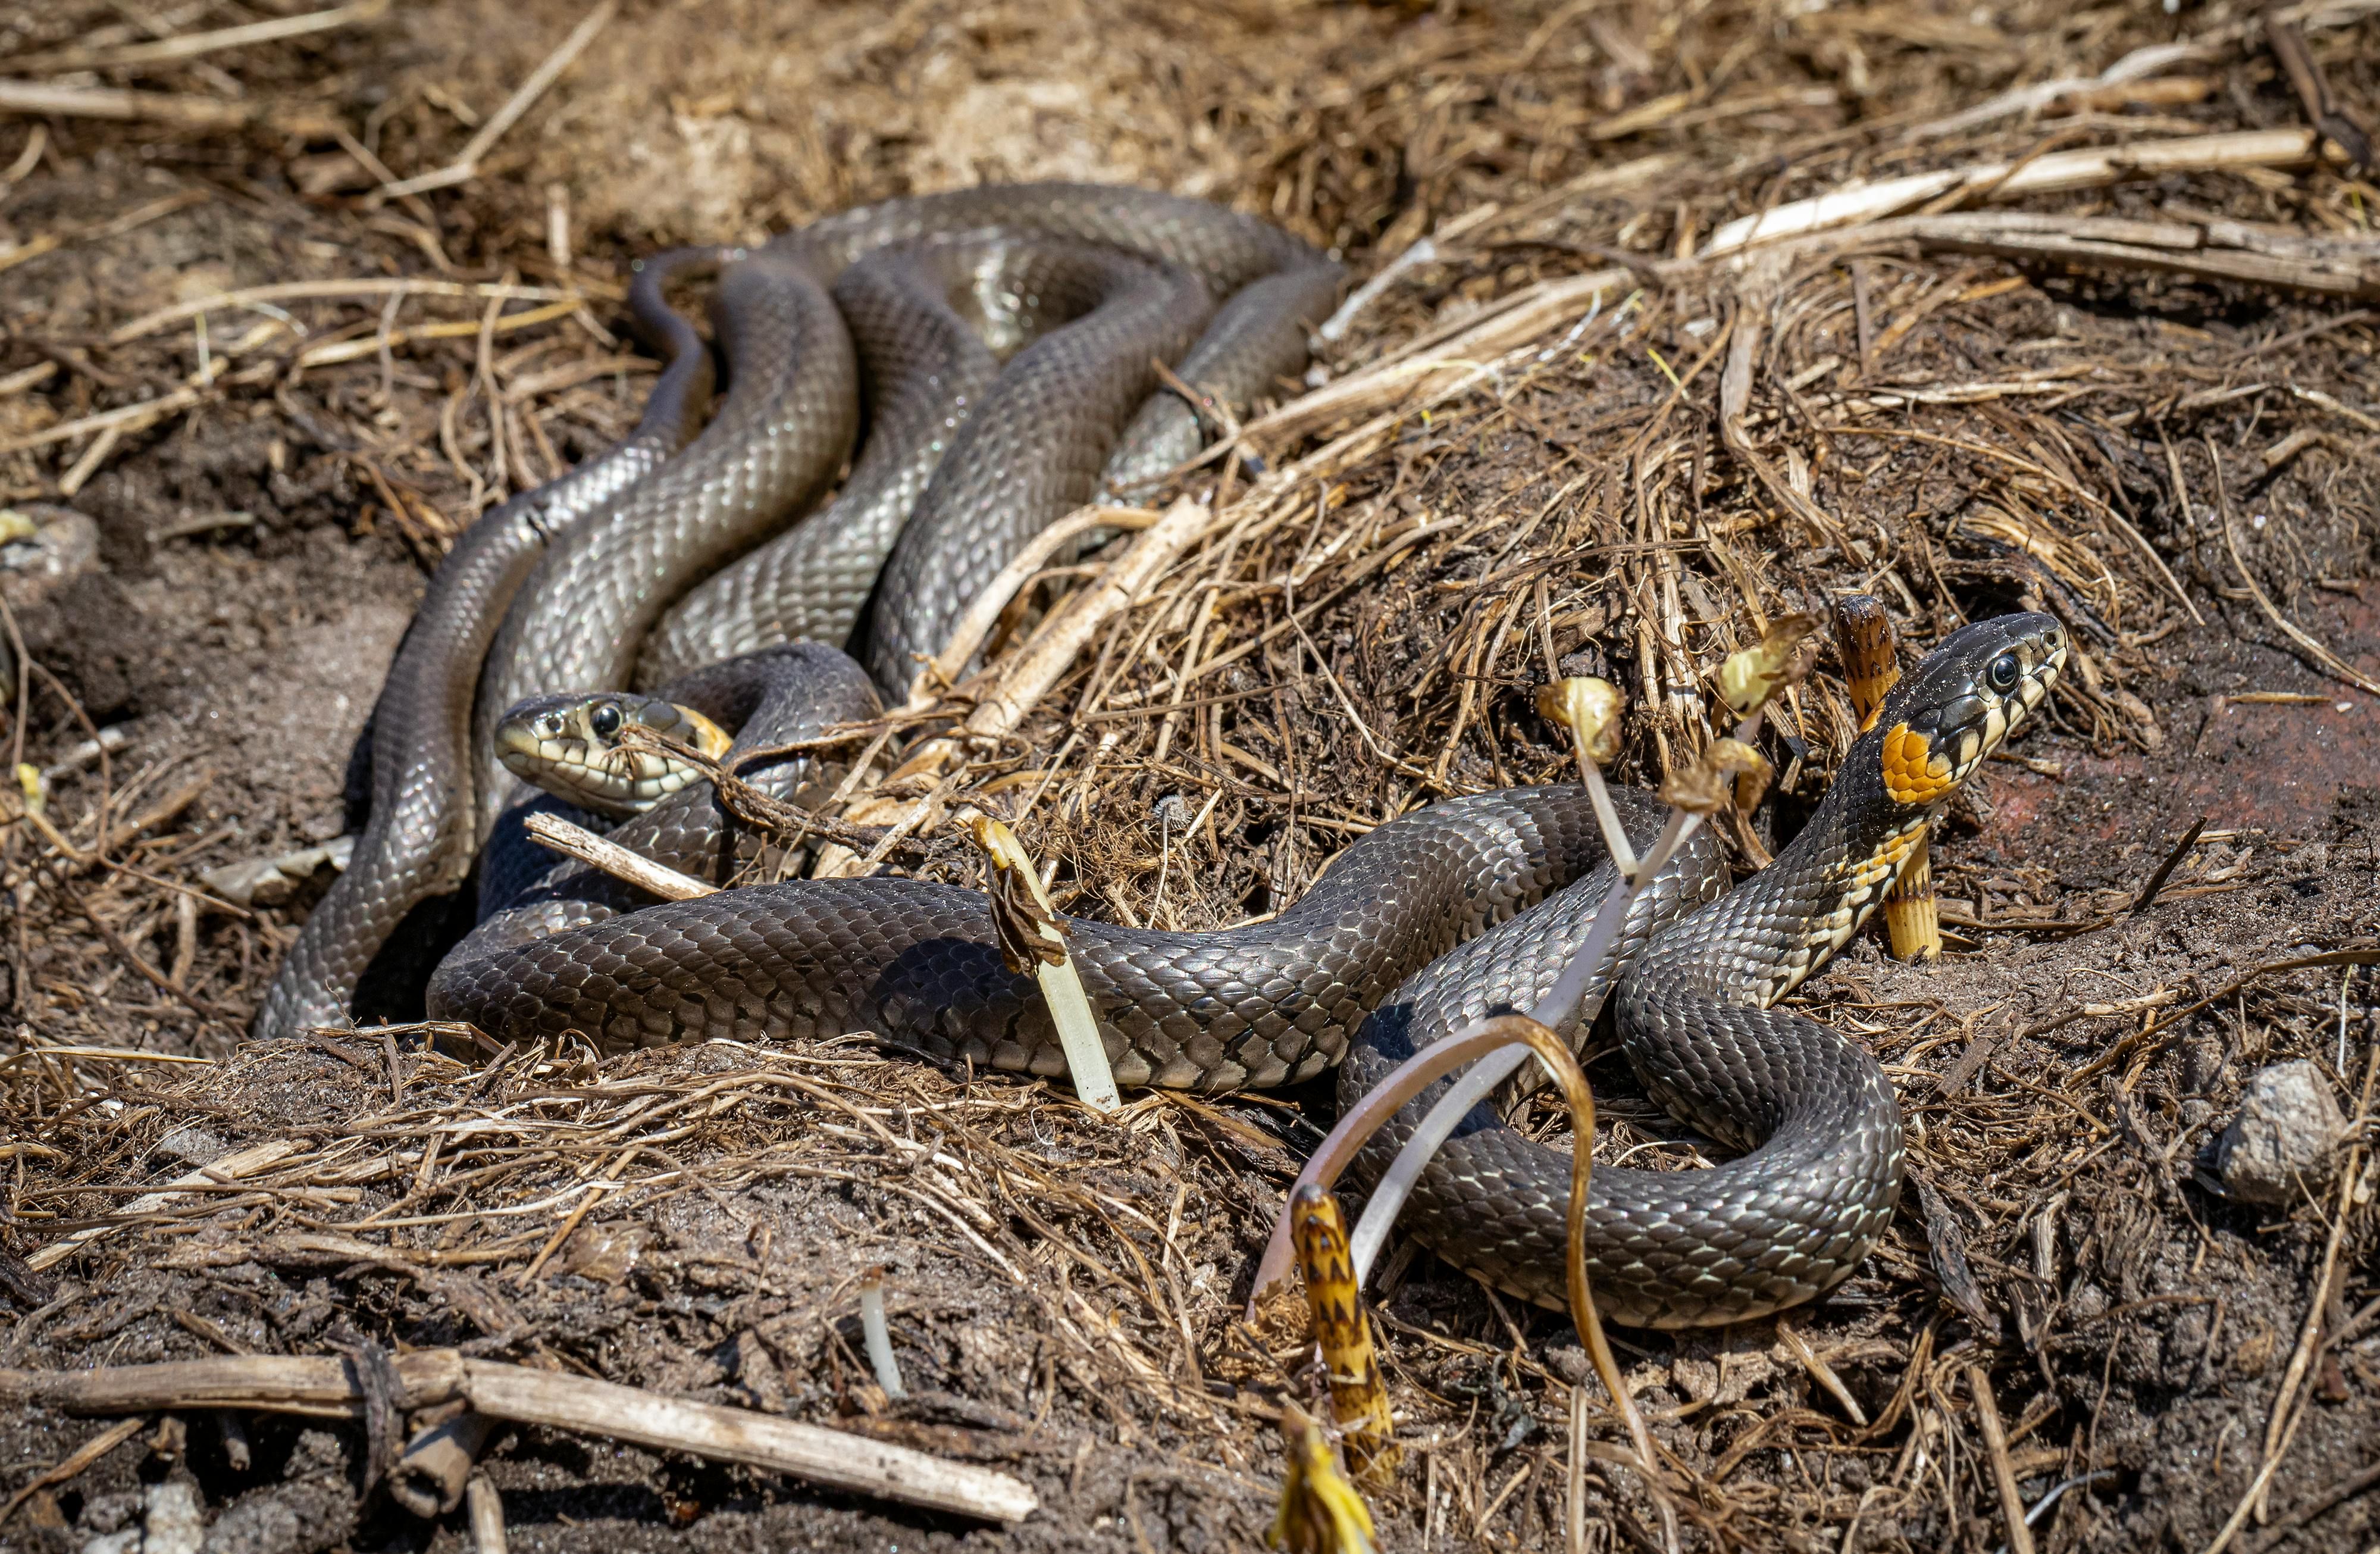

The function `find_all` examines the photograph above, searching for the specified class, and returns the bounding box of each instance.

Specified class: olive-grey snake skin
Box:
[261,178,2066,1325]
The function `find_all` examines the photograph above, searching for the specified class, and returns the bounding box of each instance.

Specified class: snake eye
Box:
[1986,653,2021,693]
[589,702,623,740]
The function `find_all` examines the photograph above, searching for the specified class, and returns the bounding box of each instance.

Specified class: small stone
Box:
[1544,1343,1591,1386]
[143,1480,205,1554]
[156,1126,228,1167]
[2216,1061,2347,1206]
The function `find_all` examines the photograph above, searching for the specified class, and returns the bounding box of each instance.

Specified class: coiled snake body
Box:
[263,182,2068,1325]
[435,615,2064,1326]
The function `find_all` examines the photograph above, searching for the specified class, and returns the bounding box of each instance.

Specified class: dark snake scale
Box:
[264,180,2068,1326]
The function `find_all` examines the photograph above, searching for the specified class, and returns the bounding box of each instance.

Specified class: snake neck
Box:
[1639,722,1941,1012]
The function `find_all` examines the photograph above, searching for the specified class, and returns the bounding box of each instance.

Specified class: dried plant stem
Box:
[967,817,1120,1111]
[2200,1049,2377,1554]
[1968,1365,2037,1554]
[2208,442,2380,695]
[27,1140,297,1271]
[374,1,617,199]
[917,504,1159,703]
[390,1409,497,1518]
[4,0,390,74]
[1245,269,1630,448]
[1705,127,2331,254]
[1,1352,1038,1522]
[109,279,592,347]
[831,497,1212,855]
[521,811,714,902]
[466,1475,506,1554]
[0,388,205,457]
[858,1270,908,1399]
[1289,1186,1398,1485]
[0,79,344,135]
[0,1415,148,1528]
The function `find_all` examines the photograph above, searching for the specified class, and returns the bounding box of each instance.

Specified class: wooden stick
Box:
[1705,127,2329,255]
[0,79,343,136]
[2,0,389,74]
[1833,596,1940,961]
[0,1352,1038,1523]
[521,811,715,900]
[1968,1365,2037,1554]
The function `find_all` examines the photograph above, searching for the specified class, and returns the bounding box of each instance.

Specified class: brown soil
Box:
[4,2,2379,1552]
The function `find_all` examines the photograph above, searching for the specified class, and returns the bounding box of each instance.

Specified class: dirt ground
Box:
[2,1,2379,1550]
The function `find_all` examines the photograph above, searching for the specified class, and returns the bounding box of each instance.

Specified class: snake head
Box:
[1873,612,2066,805]
[495,691,732,817]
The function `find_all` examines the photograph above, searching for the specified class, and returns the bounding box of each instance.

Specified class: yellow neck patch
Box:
[672,704,735,761]
[1880,722,1956,804]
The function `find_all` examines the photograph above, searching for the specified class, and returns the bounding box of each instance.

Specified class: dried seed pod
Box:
[1289,1185,1397,1484]
[1535,676,1624,765]
[1659,737,1772,815]
[1718,612,1822,714]
[1831,593,1902,731]
[1269,1400,1379,1554]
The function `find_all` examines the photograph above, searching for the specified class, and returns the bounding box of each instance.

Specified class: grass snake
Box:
[439,614,2063,1325]
[260,179,2068,1324]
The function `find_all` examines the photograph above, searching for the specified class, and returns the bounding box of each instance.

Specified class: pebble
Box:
[2215,1059,2347,1206]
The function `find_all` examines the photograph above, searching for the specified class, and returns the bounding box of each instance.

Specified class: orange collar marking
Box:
[1880,723,1956,804]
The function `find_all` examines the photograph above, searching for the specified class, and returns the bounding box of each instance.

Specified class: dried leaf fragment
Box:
[1536,676,1624,764]
[1718,612,1822,714]
[964,814,1119,1111]
[1659,737,1772,814]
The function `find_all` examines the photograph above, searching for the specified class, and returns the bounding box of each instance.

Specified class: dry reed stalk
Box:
[372,1,617,199]
[1705,127,2334,254]
[824,496,1214,862]
[0,79,345,135]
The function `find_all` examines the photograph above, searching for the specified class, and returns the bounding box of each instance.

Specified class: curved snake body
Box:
[440,615,2061,1324]
[258,185,1339,1037]
[252,253,719,1039]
